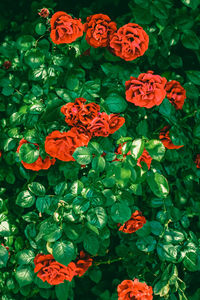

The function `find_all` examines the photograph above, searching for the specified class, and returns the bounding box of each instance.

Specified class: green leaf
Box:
[89,268,102,283]
[72,147,92,165]
[16,190,35,208]
[88,141,103,155]
[181,30,200,50]
[183,251,199,272]
[131,139,145,159]
[54,182,68,196]
[115,166,132,187]
[145,140,165,161]
[0,245,9,268]
[24,49,45,69]
[17,250,35,265]
[19,143,39,164]
[157,243,181,263]
[105,93,128,113]
[83,233,99,255]
[147,172,169,198]
[35,23,46,35]
[38,220,62,242]
[111,202,131,223]
[92,156,105,172]
[15,265,34,287]
[28,182,46,196]
[136,221,151,237]
[17,35,35,51]
[55,281,71,300]
[86,207,107,229]
[164,230,185,244]
[154,280,169,297]
[0,221,10,237]
[186,71,200,86]
[52,240,75,267]
[136,236,156,252]
[150,221,163,236]
[36,196,52,213]
[2,86,14,96]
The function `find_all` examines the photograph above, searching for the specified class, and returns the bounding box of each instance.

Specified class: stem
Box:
[180,109,200,121]
[95,257,124,266]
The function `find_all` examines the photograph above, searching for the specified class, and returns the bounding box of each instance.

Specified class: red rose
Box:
[45,128,90,162]
[75,251,93,277]
[38,8,49,18]
[159,126,184,150]
[50,11,83,44]
[137,149,152,170]
[84,14,117,48]
[109,23,149,61]
[17,139,56,171]
[125,71,167,108]
[3,61,12,69]
[79,102,100,125]
[195,154,200,168]
[118,210,146,234]
[34,254,77,285]
[88,112,110,137]
[61,98,96,126]
[61,102,80,126]
[108,114,125,134]
[117,279,153,300]
[165,80,186,110]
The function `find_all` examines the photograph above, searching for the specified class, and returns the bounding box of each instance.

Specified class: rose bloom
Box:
[45,128,90,162]
[34,254,77,285]
[125,71,167,108]
[137,149,152,170]
[75,251,93,277]
[50,11,83,44]
[159,126,184,150]
[195,154,200,168]
[88,112,110,137]
[61,98,95,126]
[38,8,49,18]
[17,139,56,171]
[84,14,117,48]
[117,279,153,300]
[119,210,146,234]
[78,102,100,125]
[109,23,149,61]
[3,61,12,69]
[165,80,186,110]
[108,114,125,134]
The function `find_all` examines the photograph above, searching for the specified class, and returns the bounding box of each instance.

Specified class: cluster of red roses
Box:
[34,251,92,285]
[125,71,186,110]
[16,97,125,170]
[49,11,149,61]
[117,279,153,300]
[45,97,125,162]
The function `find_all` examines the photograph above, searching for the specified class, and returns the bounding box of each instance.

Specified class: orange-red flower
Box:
[125,71,167,108]
[17,139,56,171]
[159,126,184,149]
[45,128,91,162]
[117,279,153,300]
[195,154,200,168]
[75,251,93,277]
[88,112,110,137]
[108,114,125,134]
[165,80,186,110]
[109,23,149,61]
[137,149,152,169]
[50,11,83,44]
[38,8,49,18]
[61,98,100,127]
[34,254,77,285]
[118,210,146,234]
[84,14,117,48]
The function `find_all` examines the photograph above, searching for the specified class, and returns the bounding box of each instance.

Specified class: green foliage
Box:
[0,0,199,299]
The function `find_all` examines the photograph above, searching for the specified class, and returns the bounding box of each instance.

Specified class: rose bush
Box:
[0,0,200,299]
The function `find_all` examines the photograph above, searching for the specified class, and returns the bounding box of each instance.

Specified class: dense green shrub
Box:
[0,0,200,299]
